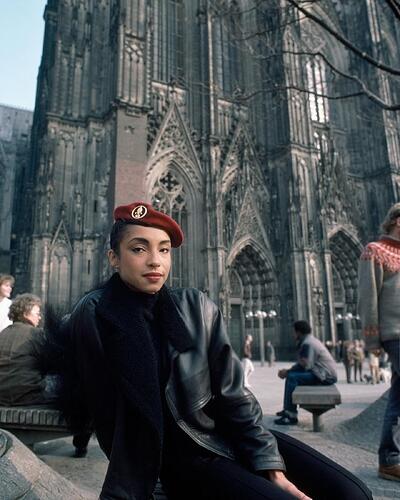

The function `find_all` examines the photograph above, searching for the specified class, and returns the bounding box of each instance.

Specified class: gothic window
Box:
[214,16,240,95]
[152,170,188,288]
[306,57,329,123]
[229,268,242,299]
[49,243,71,312]
[153,0,184,83]
[314,132,329,161]
[129,0,146,37]
[332,267,345,304]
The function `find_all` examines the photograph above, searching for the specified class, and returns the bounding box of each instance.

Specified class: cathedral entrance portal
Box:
[329,230,362,341]
[228,244,278,360]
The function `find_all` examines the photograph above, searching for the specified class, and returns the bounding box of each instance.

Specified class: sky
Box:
[0,1,47,110]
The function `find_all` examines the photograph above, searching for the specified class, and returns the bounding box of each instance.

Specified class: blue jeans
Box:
[283,369,323,415]
[379,339,400,466]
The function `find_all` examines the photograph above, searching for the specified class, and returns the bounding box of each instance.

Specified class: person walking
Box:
[265,340,276,367]
[53,201,372,500]
[349,340,365,382]
[0,274,14,332]
[342,340,354,384]
[241,334,254,388]
[274,320,337,426]
[358,202,400,482]
[367,351,380,385]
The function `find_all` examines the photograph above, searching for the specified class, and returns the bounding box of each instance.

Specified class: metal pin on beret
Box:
[113,201,184,248]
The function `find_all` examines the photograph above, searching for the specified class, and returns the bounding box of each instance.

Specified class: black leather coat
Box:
[63,277,285,499]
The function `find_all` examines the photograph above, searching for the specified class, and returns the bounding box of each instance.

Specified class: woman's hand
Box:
[266,470,312,500]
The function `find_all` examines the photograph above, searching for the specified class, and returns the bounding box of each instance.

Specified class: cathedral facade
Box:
[12,0,400,357]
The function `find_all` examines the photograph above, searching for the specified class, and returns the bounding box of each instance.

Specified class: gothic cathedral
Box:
[12,1,400,358]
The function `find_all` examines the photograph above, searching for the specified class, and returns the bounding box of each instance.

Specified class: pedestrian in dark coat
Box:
[55,201,372,500]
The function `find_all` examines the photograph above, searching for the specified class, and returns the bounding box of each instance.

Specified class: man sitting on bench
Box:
[275,320,337,425]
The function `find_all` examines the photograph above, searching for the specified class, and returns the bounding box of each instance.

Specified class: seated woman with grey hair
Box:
[0,293,47,406]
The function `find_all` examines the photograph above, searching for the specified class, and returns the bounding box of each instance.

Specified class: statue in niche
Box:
[75,190,82,229]
[45,184,53,232]
[98,183,109,224]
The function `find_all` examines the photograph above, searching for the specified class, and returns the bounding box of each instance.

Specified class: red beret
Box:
[113,201,184,248]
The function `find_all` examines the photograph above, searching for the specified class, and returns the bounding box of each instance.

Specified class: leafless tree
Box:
[215,0,400,111]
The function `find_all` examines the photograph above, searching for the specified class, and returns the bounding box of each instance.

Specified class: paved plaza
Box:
[31,362,399,499]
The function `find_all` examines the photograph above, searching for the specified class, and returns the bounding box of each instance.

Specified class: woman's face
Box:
[108,225,172,294]
[0,280,13,299]
[23,305,42,327]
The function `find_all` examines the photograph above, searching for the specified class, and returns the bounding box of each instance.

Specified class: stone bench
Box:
[0,406,71,447]
[292,385,341,432]
[0,406,168,498]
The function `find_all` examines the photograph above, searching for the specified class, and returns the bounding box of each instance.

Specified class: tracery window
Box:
[153,0,184,83]
[49,244,71,313]
[152,170,188,288]
[314,131,329,161]
[332,266,345,305]
[214,16,240,95]
[306,57,329,123]
[229,268,242,298]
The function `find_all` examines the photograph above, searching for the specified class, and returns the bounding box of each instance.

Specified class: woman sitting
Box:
[0,293,47,406]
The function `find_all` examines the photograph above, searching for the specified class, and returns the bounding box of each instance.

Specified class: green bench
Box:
[292,385,341,431]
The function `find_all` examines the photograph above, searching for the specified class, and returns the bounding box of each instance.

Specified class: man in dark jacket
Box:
[57,202,370,500]
[275,320,337,425]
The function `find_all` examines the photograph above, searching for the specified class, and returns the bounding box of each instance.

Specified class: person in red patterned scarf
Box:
[358,202,400,482]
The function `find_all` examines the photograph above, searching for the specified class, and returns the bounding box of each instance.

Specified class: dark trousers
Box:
[160,430,372,500]
[379,339,400,466]
[283,369,322,415]
[72,432,91,449]
[353,361,363,382]
[343,362,352,383]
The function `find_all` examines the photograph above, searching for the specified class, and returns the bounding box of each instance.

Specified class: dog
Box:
[379,367,391,383]
[363,374,374,384]
[363,370,391,384]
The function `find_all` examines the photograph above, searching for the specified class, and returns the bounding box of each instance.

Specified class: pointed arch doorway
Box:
[228,243,279,359]
[329,230,362,341]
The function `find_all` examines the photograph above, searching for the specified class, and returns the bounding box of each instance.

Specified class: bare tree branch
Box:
[384,0,400,21]
[287,0,400,75]
[283,49,400,110]
[235,84,365,104]
[220,1,400,110]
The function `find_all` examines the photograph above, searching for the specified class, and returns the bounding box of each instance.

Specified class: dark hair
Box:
[293,320,311,335]
[110,220,145,254]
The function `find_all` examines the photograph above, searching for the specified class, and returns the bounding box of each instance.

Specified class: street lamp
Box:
[344,312,354,341]
[245,309,277,366]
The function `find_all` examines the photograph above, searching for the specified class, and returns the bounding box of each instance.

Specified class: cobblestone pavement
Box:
[252,361,399,500]
[34,362,399,499]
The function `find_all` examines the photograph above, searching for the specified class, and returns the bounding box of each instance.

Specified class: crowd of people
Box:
[324,338,391,385]
[0,201,399,497]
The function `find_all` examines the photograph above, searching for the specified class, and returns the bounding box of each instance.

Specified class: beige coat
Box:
[0,322,46,406]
